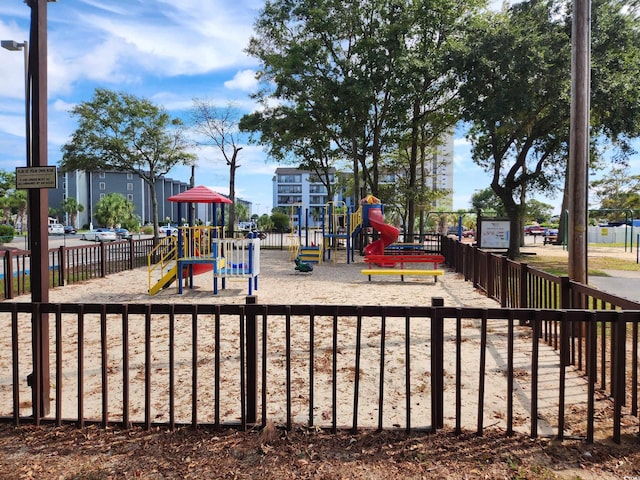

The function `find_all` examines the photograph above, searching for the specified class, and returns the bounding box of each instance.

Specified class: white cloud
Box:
[224,70,258,92]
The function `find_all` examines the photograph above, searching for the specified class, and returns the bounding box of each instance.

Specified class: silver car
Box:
[81,228,117,242]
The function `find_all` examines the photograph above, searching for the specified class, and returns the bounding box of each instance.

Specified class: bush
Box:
[0,224,15,242]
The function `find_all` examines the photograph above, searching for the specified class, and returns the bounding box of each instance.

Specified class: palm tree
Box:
[60,197,85,228]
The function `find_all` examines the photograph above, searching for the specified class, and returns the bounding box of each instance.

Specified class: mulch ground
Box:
[0,422,638,479]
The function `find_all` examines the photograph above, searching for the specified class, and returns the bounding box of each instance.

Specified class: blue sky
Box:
[1,1,634,217]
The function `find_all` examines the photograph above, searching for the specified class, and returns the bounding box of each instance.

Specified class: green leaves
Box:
[61,88,195,179]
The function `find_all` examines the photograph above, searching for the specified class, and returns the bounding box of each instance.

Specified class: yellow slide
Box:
[149,264,177,296]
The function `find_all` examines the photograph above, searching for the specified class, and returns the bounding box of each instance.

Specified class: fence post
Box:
[559,276,571,309]
[519,263,528,310]
[431,297,444,429]
[100,241,107,277]
[559,277,572,366]
[58,245,65,287]
[128,237,135,270]
[4,249,14,299]
[245,296,257,424]
[487,253,495,299]
[500,256,508,308]
[612,312,627,444]
[472,246,479,289]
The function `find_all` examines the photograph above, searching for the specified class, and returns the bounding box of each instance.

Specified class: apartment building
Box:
[50,170,189,228]
[272,167,352,226]
[428,132,454,210]
[272,133,454,220]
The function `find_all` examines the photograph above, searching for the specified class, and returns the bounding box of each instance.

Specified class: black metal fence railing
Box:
[1,237,158,299]
[0,302,637,443]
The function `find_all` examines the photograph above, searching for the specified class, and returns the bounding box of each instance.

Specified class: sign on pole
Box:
[15,166,58,189]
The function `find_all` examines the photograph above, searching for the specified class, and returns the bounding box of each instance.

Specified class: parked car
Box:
[64,225,77,234]
[158,225,179,236]
[115,228,132,239]
[81,228,117,242]
[524,225,545,236]
[48,223,64,235]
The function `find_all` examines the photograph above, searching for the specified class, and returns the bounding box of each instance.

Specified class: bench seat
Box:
[360,268,445,282]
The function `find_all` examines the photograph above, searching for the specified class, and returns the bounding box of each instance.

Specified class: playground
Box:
[147,191,444,298]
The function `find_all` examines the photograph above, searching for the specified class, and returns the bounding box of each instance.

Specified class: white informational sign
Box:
[15,166,58,189]
[479,219,510,249]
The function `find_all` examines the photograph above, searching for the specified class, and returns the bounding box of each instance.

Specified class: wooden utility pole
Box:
[27,0,52,417]
[568,0,590,289]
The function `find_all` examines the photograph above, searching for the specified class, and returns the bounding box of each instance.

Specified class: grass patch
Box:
[520,254,640,277]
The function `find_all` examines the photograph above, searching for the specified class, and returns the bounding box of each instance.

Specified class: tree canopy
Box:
[242,0,484,238]
[93,193,138,230]
[60,88,195,237]
[452,0,640,257]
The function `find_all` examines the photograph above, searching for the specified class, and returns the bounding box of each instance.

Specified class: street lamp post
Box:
[1,40,29,167]
[2,40,30,246]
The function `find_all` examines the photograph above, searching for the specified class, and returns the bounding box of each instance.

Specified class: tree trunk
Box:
[149,182,160,239]
[406,100,421,242]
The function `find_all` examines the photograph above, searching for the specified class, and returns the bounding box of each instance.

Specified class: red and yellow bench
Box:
[361,254,445,282]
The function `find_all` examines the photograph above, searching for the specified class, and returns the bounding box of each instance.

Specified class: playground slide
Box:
[149,263,213,296]
[363,207,400,257]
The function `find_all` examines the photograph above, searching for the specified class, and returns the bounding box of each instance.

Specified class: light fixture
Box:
[1,40,26,51]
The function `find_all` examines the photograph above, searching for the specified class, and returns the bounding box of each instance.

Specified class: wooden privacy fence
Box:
[0,301,637,443]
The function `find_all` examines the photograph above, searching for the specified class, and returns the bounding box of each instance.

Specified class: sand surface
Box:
[0,249,595,435]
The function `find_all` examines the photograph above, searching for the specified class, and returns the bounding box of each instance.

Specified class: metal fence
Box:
[1,237,157,300]
[442,237,640,310]
[0,301,637,443]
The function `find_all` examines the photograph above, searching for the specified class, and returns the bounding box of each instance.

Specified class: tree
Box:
[591,165,640,217]
[453,0,640,258]
[471,188,505,216]
[243,0,480,232]
[0,171,16,224]
[525,199,554,225]
[270,211,290,232]
[234,202,249,224]
[11,190,27,234]
[60,197,85,228]
[93,193,136,229]
[60,88,195,239]
[191,101,243,236]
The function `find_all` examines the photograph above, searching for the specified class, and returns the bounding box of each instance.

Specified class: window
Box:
[127,173,133,180]
[309,184,326,193]
[99,182,106,190]
[100,193,105,199]
[99,172,105,178]
[278,185,302,194]
[127,194,134,201]
[127,183,133,191]
[277,174,301,183]
[277,195,302,205]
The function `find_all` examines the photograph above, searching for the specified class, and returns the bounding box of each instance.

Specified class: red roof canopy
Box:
[168,185,232,204]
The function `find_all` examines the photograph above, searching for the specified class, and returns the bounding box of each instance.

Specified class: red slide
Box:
[364,207,399,257]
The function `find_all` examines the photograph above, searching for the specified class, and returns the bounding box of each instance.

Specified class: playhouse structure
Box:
[288,195,400,265]
[147,186,261,296]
